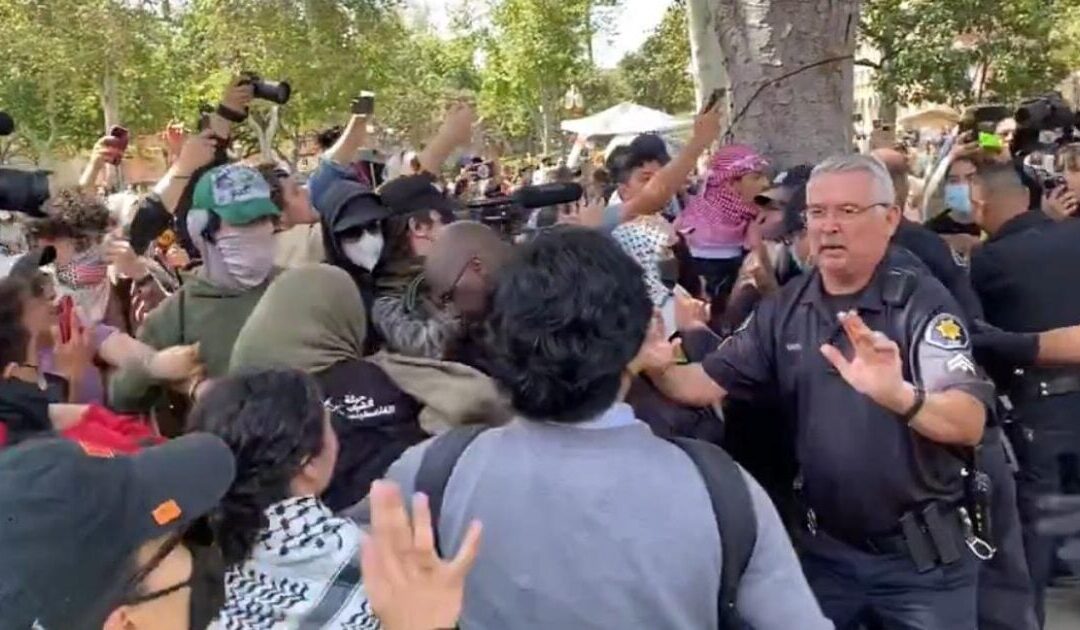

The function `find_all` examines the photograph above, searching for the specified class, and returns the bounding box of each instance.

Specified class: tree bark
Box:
[686,0,729,112]
[101,65,122,188]
[247,106,281,163]
[712,0,860,168]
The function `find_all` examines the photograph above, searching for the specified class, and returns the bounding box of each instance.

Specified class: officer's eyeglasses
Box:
[803,202,888,223]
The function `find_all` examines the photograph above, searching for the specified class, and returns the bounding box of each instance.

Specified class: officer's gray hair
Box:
[808,154,897,209]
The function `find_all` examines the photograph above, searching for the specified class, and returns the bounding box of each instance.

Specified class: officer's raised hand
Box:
[820,310,904,407]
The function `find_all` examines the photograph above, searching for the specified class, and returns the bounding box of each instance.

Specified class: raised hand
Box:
[439,102,477,148]
[51,321,93,393]
[674,286,709,332]
[691,98,723,145]
[174,130,217,176]
[820,310,906,408]
[630,311,681,375]
[360,480,481,630]
[104,236,148,280]
[222,77,254,113]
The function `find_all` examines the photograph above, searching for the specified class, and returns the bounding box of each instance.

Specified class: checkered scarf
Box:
[612,218,672,307]
[683,144,768,228]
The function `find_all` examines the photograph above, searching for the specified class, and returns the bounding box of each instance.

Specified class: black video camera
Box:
[1012,93,1078,157]
[0,111,52,216]
[0,111,14,137]
[240,72,292,105]
[466,183,584,241]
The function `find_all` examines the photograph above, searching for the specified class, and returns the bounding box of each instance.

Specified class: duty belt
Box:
[1008,369,1080,403]
[809,502,990,573]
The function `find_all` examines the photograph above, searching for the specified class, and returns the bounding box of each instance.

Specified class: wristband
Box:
[215,103,248,123]
[899,385,926,424]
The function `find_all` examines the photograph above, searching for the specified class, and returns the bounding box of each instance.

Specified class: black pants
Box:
[1012,394,1080,627]
[978,426,1039,630]
[800,530,979,630]
[690,255,743,303]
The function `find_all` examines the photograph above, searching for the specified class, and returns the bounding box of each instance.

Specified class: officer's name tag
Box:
[925,313,969,350]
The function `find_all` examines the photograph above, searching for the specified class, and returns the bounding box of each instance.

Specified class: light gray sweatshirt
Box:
[354,403,833,630]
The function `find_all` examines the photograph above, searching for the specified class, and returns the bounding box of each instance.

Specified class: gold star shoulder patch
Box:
[925,313,969,350]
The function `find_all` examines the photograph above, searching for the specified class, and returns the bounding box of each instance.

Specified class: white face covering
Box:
[341,229,385,272]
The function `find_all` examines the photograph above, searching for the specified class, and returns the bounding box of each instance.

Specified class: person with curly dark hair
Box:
[362,226,827,630]
[27,189,170,336]
[188,368,381,628]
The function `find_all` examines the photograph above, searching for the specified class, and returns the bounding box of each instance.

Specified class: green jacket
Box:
[108,270,275,413]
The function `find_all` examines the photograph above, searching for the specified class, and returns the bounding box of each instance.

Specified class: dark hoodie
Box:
[318,179,388,311]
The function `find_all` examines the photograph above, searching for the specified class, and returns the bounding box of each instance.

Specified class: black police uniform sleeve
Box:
[702,296,778,400]
[912,310,995,410]
[968,243,1039,370]
[970,319,1039,373]
[893,221,985,321]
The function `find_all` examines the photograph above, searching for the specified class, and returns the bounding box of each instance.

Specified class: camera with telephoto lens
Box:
[0,111,14,137]
[0,110,52,216]
[1011,92,1078,157]
[240,72,291,105]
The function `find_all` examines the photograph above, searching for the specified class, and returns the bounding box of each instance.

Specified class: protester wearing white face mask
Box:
[109,164,282,431]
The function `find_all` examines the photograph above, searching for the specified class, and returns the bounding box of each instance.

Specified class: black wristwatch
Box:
[899,385,926,424]
[215,103,248,123]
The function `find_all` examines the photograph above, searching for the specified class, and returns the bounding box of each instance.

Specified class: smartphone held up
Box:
[352,91,376,116]
[102,126,129,165]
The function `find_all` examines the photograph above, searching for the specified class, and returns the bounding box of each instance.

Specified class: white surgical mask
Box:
[341,230,384,272]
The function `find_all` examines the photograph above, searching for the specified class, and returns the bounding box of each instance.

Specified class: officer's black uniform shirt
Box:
[704,247,994,538]
[971,212,1078,334]
[971,214,1080,430]
[893,219,984,320]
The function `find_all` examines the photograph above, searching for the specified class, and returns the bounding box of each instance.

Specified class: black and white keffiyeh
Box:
[212,496,381,630]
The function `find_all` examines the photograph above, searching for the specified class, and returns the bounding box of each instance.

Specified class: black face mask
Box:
[657,256,680,290]
[0,377,52,444]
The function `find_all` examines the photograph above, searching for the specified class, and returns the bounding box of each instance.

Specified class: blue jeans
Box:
[800,531,979,630]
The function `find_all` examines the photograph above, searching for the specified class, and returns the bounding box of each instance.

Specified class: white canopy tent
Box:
[560,102,692,137]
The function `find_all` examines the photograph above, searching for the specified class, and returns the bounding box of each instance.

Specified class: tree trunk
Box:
[713,0,860,168]
[101,65,123,188]
[101,66,121,133]
[687,0,729,113]
[247,106,281,163]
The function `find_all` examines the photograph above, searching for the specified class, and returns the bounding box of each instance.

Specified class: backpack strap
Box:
[667,437,758,630]
[413,425,490,554]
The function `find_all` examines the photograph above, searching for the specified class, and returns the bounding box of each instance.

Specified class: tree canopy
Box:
[860,0,1075,111]
[618,0,695,115]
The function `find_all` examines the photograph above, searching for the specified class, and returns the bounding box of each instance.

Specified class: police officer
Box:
[968,162,1080,627]
[876,148,1040,630]
[654,154,995,628]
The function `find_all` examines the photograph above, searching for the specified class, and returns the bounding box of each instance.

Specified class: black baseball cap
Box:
[755,164,815,207]
[0,434,236,629]
[322,179,394,236]
[377,173,459,223]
